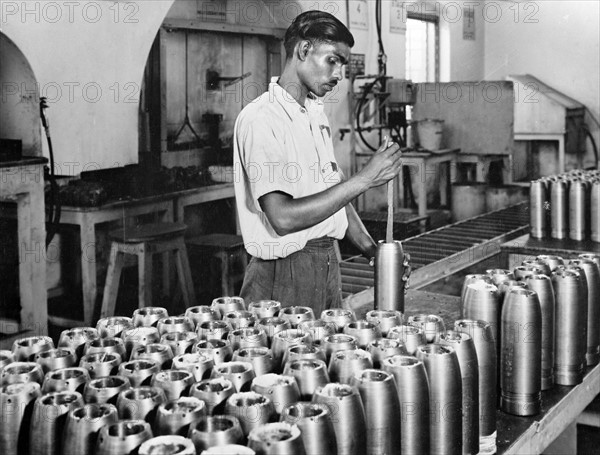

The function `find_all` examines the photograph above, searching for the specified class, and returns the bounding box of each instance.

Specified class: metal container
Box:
[454,319,496,445]
[223,310,256,329]
[42,367,90,394]
[197,321,233,342]
[58,327,99,360]
[328,349,373,384]
[131,343,174,370]
[190,377,235,416]
[461,274,493,302]
[248,300,281,319]
[407,314,446,343]
[367,338,407,368]
[247,422,306,455]
[592,181,600,241]
[281,402,337,455]
[84,337,127,360]
[0,382,41,455]
[462,281,500,344]
[513,265,545,281]
[485,269,515,287]
[320,308,357,333]
[521,259,552,277]
[211,296,246,316]
[188,415,244,452]
[524,274,556,389]
[154,396,206,436]
[365,310,403,337]
[500,289,542,416]
[343,320,382,349]
[381,355,430,455]
[227,328,269,352]
[440,331,479,454]
[225,391,275,436]
[569,180,587,240]
[62,403,118,455]
[95,420,153,455]
[118,359,161,387]
[552,269,587,385]
[320,334,358,362]
[139,435,196,455]
[117,386,167,422]
[157,316,196,336]
[96,316,134,338]
[374,240,409,312]
[251,374,300,415]
[29,391,84,455]
[152,369,195,401]
[271,329,312,368]
[416,344,462,455]
[350,369,402,455]
[211,361,256,393]
[536,254,565,272]
[278,306,316,328]
[132,306,169,327]
[387,325,427,355]
[550,179,569,239]
[185,306,220,327]
[530,179,548,238]
[161,331,198,357]
[282,344,327,367]
[255,317,291,345]
[569,258,600,366]
[172,353,214,382]
[298,320,337,342]
[312,383,367,455]
[1,361,44,386]
[79,352,122,379]
[121,326,160,359]
[232,347,275,376]
[193,339,233,366]
[83,375,131,405]
[12,335,54,361]
[282,359,329,400]
[200,444,255,454]
[34,348,77,373]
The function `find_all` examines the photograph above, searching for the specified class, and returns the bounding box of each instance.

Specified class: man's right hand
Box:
[354,139,403,189]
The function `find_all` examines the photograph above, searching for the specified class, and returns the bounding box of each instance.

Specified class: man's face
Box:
[298,40,350,98]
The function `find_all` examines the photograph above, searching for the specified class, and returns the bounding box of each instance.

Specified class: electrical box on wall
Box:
[387,79,415,105]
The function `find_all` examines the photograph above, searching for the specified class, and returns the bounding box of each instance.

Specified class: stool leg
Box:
[138,246,153,308]
[100,244,125,319]
[174,240,197,307]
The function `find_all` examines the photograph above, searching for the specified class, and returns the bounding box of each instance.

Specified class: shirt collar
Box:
[269,76,323,119]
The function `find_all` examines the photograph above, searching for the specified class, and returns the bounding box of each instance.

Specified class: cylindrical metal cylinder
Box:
[374,240,407,312]
[227,328,268,352]
[154,396,206,436]
[79,352,122,379]
[189,416,244,453]
[486,269,515,287]
[62,403,118,455]
[367,338,407,368]
[387,325,427,356]
[282,345,326,367]
[407,314,446,343]
[328,349,373,384]
[513,265,545,281]
[440,331,479,454]
[524,274,556,389]
[282,359,329,400]
[254,318,290,345]
[298,320,337,342]
[172,353,214,383]
[569,258,600,366]
[281,402,337,455]
[95,420,153,455]
[189,378,235,416]
[193,339,233,366]
[116,386,166,421]
[185,305,220,327]
[96,316,133,338]
[343,320,382,349]
[232,347,275,377]
[461,274,493,302]
[121,326,161,359]
[462,281,500,345]
[42,367,90,394]
[312,383,367,455]
[530,180,548,238]
[12,335,54,361]
[139,435,196,455]
[211,296,246,316]
[0,382,41,455]
[569,180,588,240]
[157,316,195,336]
[151,369,195,401]
[365,310,403,337]
[381,355,429,455]
[247,300,281,319]
[521,259,552,277]
[83,375,131,405]
[211,361,255,393]
[500,289,542,416]
[271,329,312,368]
[416,344,462,455]
[320,308,357,333]
[197,321,233,342]
[57,327,99,360]
[84,337,126,360]
[552,269,588,385]
[225,391,275,436]
[223,310,256,330]
[536,254,565,273]
[278,306,315,328]
[132,306,169,327]
[321,334,358,362]
[455,319,497,451]
[550,179,568,239]
[200,445,255,454]
[592,181,600,242]
[160,331,198,357]
[34,348,77,373]
[29,391,85,455]
[247,422,306,455]
[1,361,44,386]
[118,359,160,387]
[251,374,300,416]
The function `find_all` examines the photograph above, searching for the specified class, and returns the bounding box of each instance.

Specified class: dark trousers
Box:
[239,237,342,318]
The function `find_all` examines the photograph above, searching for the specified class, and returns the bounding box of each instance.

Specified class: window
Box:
[405,15,439,83]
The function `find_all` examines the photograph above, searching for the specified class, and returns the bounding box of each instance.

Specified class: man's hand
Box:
[353,139,403,189]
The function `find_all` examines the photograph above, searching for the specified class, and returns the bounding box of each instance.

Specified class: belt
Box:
[305,236,336,248]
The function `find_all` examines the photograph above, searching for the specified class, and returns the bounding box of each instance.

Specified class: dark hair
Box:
[284,10,354,59]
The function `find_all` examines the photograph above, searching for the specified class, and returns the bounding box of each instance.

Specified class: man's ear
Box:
[296,40,312,61]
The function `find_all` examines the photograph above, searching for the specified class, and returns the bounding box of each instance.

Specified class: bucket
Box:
[415,119,444,151]
[452,183,487,221]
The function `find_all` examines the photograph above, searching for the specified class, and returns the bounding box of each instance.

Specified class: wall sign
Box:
[347,53,366,79]
[390,0,407,34]
[348,0,369,30]
[463,6,476,40]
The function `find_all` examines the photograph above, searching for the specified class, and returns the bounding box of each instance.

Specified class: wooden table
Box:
[0,157,48,338]
[344,288,600,454]
[56,183,235,326]
[398,148,460,218]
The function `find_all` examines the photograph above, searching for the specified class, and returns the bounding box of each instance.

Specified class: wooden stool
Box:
[187,234,248,297]
[100,222,196,318]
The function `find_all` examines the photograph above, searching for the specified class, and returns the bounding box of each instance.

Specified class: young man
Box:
[233,10,403,316]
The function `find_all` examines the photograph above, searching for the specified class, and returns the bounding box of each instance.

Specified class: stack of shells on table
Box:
[462,254,600,442]
[530,169,600,242]
[1,291,519,455]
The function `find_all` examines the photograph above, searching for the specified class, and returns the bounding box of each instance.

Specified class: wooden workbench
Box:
[344,288,600,454]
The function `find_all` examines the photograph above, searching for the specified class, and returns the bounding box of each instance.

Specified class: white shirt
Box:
[233,77,349,260]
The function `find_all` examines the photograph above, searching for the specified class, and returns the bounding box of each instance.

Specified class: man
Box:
[233,10,403,316]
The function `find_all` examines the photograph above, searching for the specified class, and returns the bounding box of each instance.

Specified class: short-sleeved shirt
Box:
[233,77,349,260]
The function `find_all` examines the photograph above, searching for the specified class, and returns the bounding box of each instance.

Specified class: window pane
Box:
[406,18,437,83]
